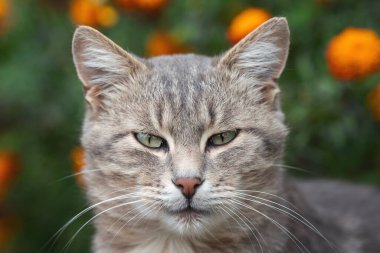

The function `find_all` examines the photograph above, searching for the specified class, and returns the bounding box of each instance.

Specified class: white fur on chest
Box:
[128,233,195,253]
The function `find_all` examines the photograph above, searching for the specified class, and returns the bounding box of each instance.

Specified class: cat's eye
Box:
[208,130,238,147]
[134,133,167,149]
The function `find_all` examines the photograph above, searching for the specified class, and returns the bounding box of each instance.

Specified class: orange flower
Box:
[227,8,272,44]
[0,0,8,18]
[115,0,168,12]
[71,146,85,185]
[134,0,168,12]
[146,31,188,56]
[0,0,9,34]
[367,84,380,121]
[96,5,118,27]
[326,28,380,81]
[114,0,138,12]
[70,0,118,28]
[70,0,98,26]
[0,152,19,203]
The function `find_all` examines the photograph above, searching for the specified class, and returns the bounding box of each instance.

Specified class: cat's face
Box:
[73,18,289,235]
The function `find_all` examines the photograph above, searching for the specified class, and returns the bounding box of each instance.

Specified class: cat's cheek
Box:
[190,180,214,209]
[160,179,188,209]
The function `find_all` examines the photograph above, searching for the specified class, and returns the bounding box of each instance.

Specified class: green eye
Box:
[208,130,238,147]
[135,133,167,149]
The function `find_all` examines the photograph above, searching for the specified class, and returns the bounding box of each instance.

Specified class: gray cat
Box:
[72,17,380,253]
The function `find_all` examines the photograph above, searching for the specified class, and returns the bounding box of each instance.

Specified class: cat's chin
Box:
[161,208,215,235]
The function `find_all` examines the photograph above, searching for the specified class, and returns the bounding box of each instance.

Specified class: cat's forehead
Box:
[132,54,261,135]
[148,54,214,82]
[138,55,215,141]
[143,54,217,117]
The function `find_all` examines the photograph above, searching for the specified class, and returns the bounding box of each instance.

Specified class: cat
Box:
[71,17,380,253]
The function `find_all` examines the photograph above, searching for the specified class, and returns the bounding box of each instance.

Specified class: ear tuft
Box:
[218,17,290,81]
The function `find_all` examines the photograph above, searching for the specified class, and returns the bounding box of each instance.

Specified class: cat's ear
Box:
[72,26,146,113]
[217,17,289,119]
[218,17,289,81]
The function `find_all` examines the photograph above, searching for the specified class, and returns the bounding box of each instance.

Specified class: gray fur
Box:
[72,18,380,253]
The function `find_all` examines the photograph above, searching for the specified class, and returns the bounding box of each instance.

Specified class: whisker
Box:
[106,191,162,244]
[233,193,320,234]
[227,204,265,253]
[53,168,106,183]
[62,199,146,253]
[232,192,337,252]
[107,201,151,234]
[45,192,139,252]
[111,201,162,245]
[234,190,298,211]
[217,203,257,252]
[273,164,316,176]
[118,201,155,231]
[138,203,163,228]
[96,187,139,198]
[201,220,225,245]
[230,199,310,253]
[130,202,160,226]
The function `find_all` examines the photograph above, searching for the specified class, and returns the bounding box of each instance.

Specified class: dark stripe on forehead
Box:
[155,102,163,129]
[207,100,216,128]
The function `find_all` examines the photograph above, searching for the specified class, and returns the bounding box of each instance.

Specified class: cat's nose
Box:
[173,178,202,199]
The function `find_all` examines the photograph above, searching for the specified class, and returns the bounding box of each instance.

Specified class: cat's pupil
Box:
[135,132,166,149]
[208,130,238,147]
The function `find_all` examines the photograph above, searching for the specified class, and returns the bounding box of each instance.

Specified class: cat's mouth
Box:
[167,206,209,220]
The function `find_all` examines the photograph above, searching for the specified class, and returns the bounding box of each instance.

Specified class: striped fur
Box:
[72,18,380,253]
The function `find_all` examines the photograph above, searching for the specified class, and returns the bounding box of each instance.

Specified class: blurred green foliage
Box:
[0,0,379,252]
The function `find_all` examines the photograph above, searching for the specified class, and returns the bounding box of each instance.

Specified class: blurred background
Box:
[0,0,380,252]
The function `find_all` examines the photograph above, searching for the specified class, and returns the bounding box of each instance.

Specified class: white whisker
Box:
[45,192,139,252]
[107,201,151,234]
[227,204,265,253]
[110,201,162,245]
[230,199,310,253]
[234,189,298,210]
[273,164,315,175]
[234,193,321,234]
[231,192,337,252]
[217,203,257,252]
[62,199,145,253]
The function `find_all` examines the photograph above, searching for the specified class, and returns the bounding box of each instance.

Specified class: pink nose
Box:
[174,178,202,198]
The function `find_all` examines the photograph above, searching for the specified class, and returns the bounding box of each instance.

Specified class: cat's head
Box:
[72,17,289,235]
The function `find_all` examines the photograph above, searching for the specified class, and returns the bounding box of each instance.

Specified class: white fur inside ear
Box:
[72,26,145,89]
[235,41,282,80]
[81,45,127,85]
[72,26,147,113]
